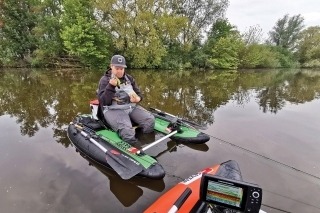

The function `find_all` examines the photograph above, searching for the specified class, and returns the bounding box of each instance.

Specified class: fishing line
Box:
[208,135,320,180]
[263,189,320,210]
[153,134,320,212]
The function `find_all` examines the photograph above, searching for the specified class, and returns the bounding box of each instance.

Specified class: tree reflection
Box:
[0,68,320,144]
[0,69,99,147]
[257,86,286,113]
[254,70,320,113]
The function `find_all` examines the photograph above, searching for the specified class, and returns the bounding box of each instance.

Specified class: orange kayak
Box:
[144,160,242,213]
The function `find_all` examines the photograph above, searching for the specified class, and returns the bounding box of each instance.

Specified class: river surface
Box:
[0,68,319,213]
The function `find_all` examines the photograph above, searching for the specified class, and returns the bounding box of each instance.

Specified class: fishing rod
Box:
[149,107,208,130]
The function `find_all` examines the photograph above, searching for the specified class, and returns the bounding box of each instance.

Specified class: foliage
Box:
[158,41,184,69]
[243,45,299,68]
[303,59,320,68]
[94,0,177,68]
[200,19,237,69]
[0,1,318,70]
[273,46,299,68]
[238,44,264,68]
[267,14,305,50]
[237,25,265,68]
[94,0,229,68]
[297,26,320,67]
[256,45,281,68]
[204,19,236,54]
[0,0,38,66]
[174,0,229,47]
[61,0,111,69]
[208,34,243,69]
[31,0,65,67]
[188,39,210,69]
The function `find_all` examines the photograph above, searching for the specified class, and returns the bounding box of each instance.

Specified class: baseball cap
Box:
[111,55,127,68]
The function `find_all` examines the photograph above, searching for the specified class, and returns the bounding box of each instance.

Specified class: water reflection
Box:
[0,69,98,143]
[134,129,209,158]
[152,140,209,159]
[0,68,320,140]
[255,71,320,113]
[77,152,165,207]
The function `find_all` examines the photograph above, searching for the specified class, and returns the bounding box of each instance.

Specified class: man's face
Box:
[111,65,125,78]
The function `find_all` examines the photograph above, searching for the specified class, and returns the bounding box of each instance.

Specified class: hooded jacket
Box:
[97,69,143,107]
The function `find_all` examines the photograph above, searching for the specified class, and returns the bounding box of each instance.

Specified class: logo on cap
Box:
[111,55,126,67]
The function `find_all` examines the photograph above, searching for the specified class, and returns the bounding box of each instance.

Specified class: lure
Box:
[111,74,121,87]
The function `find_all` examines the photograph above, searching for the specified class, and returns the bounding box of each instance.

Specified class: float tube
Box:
[90,100,210,144]
[67,117,165,180]
[144,160,242,213]
[67,100,210,180]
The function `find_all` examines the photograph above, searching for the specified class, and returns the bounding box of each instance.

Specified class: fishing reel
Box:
[166,117,183,134]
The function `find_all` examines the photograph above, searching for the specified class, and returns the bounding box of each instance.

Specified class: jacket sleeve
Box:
[129,75,143,102]
[97,75,116,106]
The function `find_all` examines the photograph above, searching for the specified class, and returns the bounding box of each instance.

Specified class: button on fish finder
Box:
[252,191,260,198]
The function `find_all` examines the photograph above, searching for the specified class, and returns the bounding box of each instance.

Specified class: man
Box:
[97,55,155,145]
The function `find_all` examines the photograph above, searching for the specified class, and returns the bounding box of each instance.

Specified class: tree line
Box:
[0,0,319,70]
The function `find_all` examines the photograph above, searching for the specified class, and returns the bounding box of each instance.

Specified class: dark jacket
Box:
[97,69,143,107]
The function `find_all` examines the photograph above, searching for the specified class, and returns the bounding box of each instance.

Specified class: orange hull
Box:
[144,164,221,213]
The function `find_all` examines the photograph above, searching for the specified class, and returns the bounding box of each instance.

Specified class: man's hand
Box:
[130,94,141,103]
[109,78,117,87]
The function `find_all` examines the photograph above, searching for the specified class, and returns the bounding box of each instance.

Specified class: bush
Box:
[303,59,320,68]
[256,45,280,68]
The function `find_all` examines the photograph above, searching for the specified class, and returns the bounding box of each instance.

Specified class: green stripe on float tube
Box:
[74,124,143,180]
[150,107,208,130]
[154,118,201,139]
[148,108,210,143]
[95,129,158,169]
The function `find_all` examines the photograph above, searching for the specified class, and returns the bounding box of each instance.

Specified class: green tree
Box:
[61,0,110,69]
[157,14,190,69]
[95,0,184,68]
[170,0,229,69]
[174,0,229,47]
[297,26,320,67]
[31,0,65,67]
[239,44,264,68]
[256,45,280,68]
[208,34,243,69]
[95,0,229,68]
[254,45,298,68]
[0,0,38,66]
[204,19,235,54]
[188,38,209,69]
[267,14,305,50]
[273,46,298,68]
[189,18,235,69]
[238,25,264,68]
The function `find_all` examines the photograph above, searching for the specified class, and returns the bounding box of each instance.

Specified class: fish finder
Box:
[199,173,262,213]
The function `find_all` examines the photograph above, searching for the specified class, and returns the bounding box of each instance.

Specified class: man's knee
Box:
[118,128,137,145]
[141,116,155,133]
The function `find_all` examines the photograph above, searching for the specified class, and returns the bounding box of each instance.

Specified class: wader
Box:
[103,76,154,144]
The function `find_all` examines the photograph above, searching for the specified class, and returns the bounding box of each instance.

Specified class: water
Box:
[0,68,319,213]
